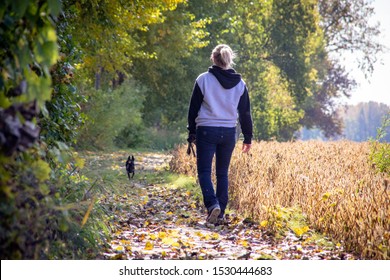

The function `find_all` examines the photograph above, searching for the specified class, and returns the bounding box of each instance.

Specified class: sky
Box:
[340,0,390,106]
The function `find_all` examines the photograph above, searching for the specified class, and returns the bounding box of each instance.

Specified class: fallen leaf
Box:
[144,241,154,250]
[162,251,167,257]
[260,220,268,227]
[150,234,157,240]
[115,246,125,253]
[162,237,176,245]
[238,239,249,247]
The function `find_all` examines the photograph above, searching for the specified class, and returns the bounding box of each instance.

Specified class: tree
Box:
[319,0,383,75]
[300,102,390,141]
[115,0,384,141]
[62,0,187,89]
[300,0,385,137]
[0,0,60,156]
[188,0,323,140]
[129,2,210,128]
[341,102,390,141]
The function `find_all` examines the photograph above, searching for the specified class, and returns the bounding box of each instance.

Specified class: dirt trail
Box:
[84,151,357,260]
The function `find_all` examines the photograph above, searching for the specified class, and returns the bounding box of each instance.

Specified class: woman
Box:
[187,44,253,225]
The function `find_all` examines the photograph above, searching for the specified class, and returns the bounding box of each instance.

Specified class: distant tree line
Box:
[300,102,390,142]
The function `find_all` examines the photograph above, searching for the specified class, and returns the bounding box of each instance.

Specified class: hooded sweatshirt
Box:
[187,65,253,144]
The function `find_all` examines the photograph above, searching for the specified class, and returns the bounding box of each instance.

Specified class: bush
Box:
[77,81,145,150]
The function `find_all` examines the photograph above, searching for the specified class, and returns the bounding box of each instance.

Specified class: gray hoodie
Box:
[187,65,253,144]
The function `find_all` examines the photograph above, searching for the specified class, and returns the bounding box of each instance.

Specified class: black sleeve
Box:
[237,86,253,144]
[187,82,203,135]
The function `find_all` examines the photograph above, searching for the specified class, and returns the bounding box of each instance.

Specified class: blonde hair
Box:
[210,44,236,69]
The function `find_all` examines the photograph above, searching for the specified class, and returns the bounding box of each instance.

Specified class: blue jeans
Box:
[196,126,236,218]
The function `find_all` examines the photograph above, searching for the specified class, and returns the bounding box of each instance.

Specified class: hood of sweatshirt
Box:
[208,65,242,89]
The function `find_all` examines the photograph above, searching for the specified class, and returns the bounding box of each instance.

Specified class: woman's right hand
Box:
[242,143,251,153]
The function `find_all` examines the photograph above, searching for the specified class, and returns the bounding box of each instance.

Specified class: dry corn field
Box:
[170,140,390,260]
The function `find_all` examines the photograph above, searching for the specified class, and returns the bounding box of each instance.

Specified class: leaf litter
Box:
[82,151,358,260]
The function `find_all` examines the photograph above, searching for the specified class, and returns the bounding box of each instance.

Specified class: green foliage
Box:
[268,0,322,104]
[1,0,58,259]
[40,61,86,147]
[114,123,147,149]
[116,126,184,151]
[185,0,382,140]
[144,127,184,151]
[130,2,210,129]
[0,0,59,108]
[63,0,187,85]
[261,205,323,242]
[0,144,110,259]
[370,112,390,175]
[0,0,110,259]
[187,0,320,140]
[77,81,145,150]
[252,64,305,140]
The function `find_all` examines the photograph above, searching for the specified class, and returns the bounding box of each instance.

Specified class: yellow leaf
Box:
[260,220,269,227]
[211,233,220,240]
[150,234,157,240]
[203,234,211,240]
[161,251,167,257]
[162,237,176,245]
[158,231,167,239]
[322,192,331,201]
[293,228,303,236]
[293,226,309,236]
[115,246,124,252]
[167,229,179,237]
[167,211,173,215]
[144,241,154,250]
[238,240,249,247]
[172,242,180,248]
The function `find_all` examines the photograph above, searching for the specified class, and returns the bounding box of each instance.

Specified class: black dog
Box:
[126,155,135,180]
